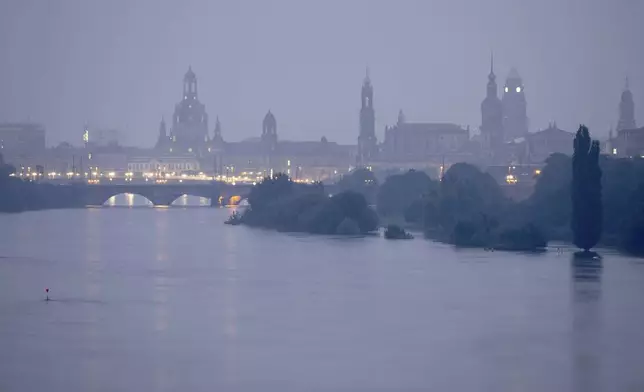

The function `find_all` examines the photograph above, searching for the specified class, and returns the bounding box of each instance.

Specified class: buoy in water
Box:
[45,288,49,301]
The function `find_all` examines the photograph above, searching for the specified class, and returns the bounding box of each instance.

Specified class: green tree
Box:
[621,182,644,254]
[529,153,572,228]
[376,169,436,217]
[571,125,602,251]
[336,168,378,202]
[437,163,506,231]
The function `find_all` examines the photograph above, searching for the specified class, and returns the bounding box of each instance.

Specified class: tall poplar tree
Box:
[571,125,602,251]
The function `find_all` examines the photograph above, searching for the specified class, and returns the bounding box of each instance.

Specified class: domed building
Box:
[170,67,209,152]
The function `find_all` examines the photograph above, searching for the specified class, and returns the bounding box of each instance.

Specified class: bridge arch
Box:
[103,193,154,207]
[79,182,253,207]
[168,193,213,206]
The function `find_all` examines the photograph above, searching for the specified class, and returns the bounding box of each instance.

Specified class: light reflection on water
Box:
[0,208,643,391]
[104,193,211,207]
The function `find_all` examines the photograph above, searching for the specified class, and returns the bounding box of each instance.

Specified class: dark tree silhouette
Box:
[336,168,378,203]
[376,169,436,217]
[571,125,602,251]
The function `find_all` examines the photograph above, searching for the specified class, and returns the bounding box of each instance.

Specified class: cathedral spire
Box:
[486,52,498,98]
[214,116,222,138]
[156,116,168,149]
[489,51,495,78]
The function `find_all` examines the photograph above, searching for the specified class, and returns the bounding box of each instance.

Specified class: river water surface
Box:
[1,204,644,391]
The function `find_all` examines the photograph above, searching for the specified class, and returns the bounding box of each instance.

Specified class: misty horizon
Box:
[1,0,642,147]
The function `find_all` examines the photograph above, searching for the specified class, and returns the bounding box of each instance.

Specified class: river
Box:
[1,203,644,391]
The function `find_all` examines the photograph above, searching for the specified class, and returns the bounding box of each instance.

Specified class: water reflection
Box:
[154,209,172,391]
[171,194,211,207]
[223,224,239,386]
[104,193,211,207]
[571,253,603,392]
[84,207,103,391]
[104,193,151,207]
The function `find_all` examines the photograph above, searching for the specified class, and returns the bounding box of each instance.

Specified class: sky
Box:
[0,0,642,147]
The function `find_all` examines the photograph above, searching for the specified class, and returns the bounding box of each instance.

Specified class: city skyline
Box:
[1,0,642,147]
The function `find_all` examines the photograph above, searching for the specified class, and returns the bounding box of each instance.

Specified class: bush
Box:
[384,224,413,240]
[497,223,547,251]
[336,218,361,235]
[238,176,378,235]
[452,220,485,247]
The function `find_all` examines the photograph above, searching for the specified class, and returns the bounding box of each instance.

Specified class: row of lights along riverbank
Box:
[11,168,318,185]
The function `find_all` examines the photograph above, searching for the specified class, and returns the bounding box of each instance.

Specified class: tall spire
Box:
[156,116,168,148]
[214,116,221,137]
[365,66,371,84]
[625,76,630,90]
[490,51,495,77]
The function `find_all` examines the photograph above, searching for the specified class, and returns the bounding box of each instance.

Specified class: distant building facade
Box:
[127,155,200,175]
[149,68,356,181]
[211,112,355,181]
[83,126,119,149]
[0,122,46,154]
[524,123,574,163]
[380,112,471,167]
[0,122,47,170]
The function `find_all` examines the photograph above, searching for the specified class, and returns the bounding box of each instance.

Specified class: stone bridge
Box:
[77,182,253,206]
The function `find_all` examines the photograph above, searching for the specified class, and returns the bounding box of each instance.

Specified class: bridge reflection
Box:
[76,181,252,207]
[103,193,246,207]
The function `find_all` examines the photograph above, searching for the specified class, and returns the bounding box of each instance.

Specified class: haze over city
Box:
[5,1,644,391]
[1,0,642,146]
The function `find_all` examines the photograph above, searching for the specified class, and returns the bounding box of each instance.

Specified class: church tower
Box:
[262,110,278,169]
[358,68,377,166]
[502,68,528,140]
[617,77,636,131]
[480,53,504,151]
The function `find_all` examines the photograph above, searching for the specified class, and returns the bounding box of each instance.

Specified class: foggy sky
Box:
[0,0,642,147]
